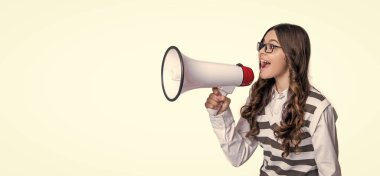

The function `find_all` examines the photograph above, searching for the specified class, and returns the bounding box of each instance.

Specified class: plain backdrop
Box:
[1,0,379,175]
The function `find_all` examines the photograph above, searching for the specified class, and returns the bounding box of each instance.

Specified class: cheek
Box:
[272,55,287,69]
[278,59,288,70]
[274,53,287,70]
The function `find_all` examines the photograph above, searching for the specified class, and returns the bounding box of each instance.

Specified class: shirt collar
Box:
[272,86,288,100]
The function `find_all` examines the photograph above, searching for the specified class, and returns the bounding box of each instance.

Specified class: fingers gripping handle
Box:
[207,86,235,116]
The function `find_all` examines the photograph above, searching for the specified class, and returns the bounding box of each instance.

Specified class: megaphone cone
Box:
[161,46,254,102]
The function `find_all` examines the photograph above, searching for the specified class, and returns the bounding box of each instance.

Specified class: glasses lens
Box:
[257,42,265,51]
[267,44,274,53]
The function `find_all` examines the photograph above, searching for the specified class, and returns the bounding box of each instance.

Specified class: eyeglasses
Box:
[257,42,282,53]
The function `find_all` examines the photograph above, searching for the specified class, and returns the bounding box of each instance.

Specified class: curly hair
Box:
[241,23,311,157]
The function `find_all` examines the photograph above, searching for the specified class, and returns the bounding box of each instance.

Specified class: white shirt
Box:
[209,88,341,176]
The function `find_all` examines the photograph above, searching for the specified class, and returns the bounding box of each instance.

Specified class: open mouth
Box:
[260,60,271,69]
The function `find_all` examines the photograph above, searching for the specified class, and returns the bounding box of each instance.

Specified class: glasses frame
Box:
[257,42,282,53]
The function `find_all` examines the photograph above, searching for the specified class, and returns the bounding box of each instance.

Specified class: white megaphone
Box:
[161,46,254,115]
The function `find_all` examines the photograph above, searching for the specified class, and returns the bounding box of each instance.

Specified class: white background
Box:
[1,0,379,175]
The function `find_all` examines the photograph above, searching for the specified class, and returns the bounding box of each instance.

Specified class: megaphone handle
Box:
[206,86,235,116]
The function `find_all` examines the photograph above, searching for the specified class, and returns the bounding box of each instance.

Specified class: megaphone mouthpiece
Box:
[236,63,254,87]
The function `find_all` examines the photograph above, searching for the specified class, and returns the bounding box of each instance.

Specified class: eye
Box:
[268,44,275,49]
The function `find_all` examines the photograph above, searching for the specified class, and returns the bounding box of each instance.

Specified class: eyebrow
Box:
[267,39,280,44]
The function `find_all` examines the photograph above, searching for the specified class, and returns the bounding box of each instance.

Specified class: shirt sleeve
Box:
[209,107,259,167]
[312,105,342,176]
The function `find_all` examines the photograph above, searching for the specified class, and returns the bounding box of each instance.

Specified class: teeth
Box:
[261,60,270,64]
[260,59,271,68]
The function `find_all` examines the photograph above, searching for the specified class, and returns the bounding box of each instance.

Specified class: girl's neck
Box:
[275,69,290,93]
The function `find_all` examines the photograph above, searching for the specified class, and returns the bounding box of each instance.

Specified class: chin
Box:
[259,73,273,80]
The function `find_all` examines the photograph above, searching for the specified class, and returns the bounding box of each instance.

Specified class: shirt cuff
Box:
[209,108,235,129]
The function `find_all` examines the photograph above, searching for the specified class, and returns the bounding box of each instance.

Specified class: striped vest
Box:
[256,87,331,176]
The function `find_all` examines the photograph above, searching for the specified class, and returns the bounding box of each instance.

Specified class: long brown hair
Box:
[241,23,311,157]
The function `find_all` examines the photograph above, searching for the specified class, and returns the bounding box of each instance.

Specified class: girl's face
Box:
[258,30,288,80]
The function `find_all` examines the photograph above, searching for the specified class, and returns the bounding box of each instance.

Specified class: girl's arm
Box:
[209,107,259,167]
[312,105,342,176]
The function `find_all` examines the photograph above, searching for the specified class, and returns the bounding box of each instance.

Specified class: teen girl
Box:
[205,23,341,176]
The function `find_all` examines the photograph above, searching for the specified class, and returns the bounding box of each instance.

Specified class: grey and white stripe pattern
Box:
[256,87,329,176]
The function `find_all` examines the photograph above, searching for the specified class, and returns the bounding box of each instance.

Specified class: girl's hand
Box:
[205,87,231,115]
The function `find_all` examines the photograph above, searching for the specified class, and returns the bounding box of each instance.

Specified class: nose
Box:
[258,53,266,62]
[259,48,265,54]
[258,48,267,57]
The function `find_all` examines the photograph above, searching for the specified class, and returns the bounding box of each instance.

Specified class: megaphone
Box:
[161,46,254,114]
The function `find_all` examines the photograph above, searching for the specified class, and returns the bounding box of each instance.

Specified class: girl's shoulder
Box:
[306,86,331,111]
[309,86,327,101]
[305,86,333,135]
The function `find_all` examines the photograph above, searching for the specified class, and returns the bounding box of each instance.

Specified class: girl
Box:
[205,23,341,176]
